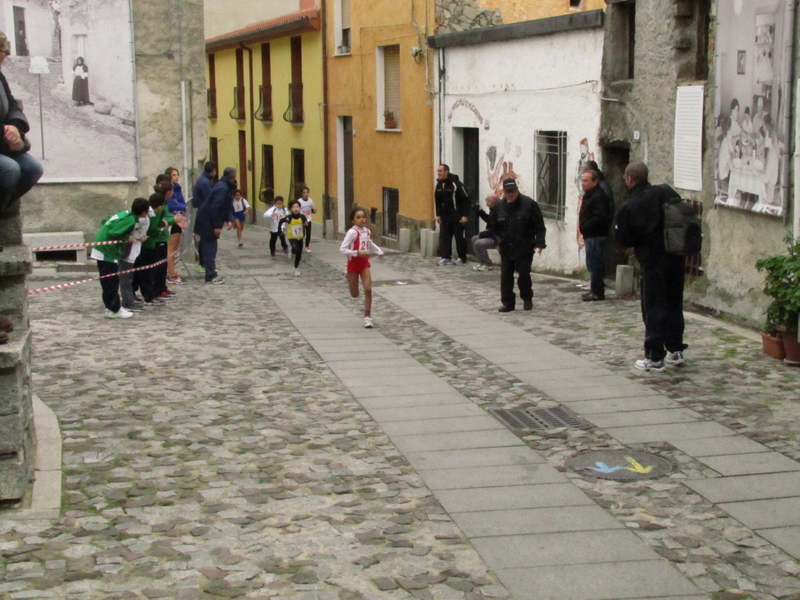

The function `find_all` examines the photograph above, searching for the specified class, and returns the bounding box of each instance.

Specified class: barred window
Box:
[534,131,567,221]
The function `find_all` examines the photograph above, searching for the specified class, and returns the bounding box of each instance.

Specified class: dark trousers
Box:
[584,237,606,297]
[270,231,288,255]
[439,215,467,261]
[154,242,168,295]
[118,258,135,308]
[97,260,121,313]
[305,222,312,247]
[200,236,218,281]
[290,238,303,268]
[136,247,158,302]
[500,252,534,309]
[640,253,687,361]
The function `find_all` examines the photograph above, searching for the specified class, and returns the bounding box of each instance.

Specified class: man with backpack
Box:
[615,162,689,372]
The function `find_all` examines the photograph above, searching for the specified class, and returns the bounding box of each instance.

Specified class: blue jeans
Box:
[0,152,44,211]
[584,237,606,297]
[200,236,218,281]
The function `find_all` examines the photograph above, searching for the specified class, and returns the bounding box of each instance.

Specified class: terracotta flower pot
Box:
[782,330,800,366]
[761,331,786,360]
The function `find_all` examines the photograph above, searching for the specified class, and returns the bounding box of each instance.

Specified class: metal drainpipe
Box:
[242,43,257,225]
[322,1,331,237]
[789,0,799,237]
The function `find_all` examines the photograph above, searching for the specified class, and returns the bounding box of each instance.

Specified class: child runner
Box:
[279,200,308,277]
[91,197,150,319]
[340,206,384,328]
[263,196,288,257]
[297,186,316,252]
[232,189,250,247]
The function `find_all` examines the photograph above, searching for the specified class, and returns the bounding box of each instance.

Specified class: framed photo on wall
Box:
[737,50,746,74]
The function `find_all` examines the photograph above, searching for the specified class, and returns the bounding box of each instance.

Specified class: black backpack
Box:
[663,194,702,256]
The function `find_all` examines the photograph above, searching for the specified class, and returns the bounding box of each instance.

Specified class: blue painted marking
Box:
[588,462,622,473]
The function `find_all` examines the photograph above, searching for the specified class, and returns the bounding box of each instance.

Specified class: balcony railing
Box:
[282,82,303,124]
[254,84,273,123]
[207,88,217,119]
[229,86,245,121]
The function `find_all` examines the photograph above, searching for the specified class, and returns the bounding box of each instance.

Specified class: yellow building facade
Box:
[324,0,606,247]
[206,3,325,227]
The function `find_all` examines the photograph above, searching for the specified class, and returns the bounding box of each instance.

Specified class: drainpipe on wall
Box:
[322,0,331,235]
[242,43,257,225]
[783,0,796,233]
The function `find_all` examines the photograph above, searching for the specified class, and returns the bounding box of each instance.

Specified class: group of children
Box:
[93,170,187,319]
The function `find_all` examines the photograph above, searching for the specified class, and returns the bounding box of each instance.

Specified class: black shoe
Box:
[582,293,605,302]
[498,305,514,313]
[523,300,533,311]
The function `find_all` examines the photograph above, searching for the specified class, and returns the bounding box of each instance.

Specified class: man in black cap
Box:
[494,177,546,312]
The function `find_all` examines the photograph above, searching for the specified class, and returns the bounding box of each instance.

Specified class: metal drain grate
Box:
[490,405,591,433]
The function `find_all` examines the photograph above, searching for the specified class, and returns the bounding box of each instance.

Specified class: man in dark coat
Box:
[579,169,614,301]
[191,161,217,269]
[195,166,235,284]
[494,177,546,312]
[615,161,687,371]
[434,164,469,265]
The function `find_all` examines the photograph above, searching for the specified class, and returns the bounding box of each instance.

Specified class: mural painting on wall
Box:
[1,0,137,181]
[575,138,594,250]
[486,144,520,199]
[714,0,791,217]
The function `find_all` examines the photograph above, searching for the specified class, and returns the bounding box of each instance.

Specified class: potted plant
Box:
[383,110,397,129]
[756,234,800,365]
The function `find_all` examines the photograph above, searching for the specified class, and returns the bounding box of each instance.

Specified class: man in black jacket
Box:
[191,161,217,269]
[494,177,546,312]
[579,170,614,301]
[196,166,236,284]
[615,162,687,371]
[434,164,469,265]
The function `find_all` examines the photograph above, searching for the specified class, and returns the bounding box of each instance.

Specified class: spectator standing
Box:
[578,170,614,301]
[434,164,469,265]
[615,161,688,371]
[494,178,546,312]
[196,166,236,284]
[192,161,217,271]
[165,167,187,284]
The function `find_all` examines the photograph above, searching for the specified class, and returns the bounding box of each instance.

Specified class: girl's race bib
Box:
[291,223,304,239]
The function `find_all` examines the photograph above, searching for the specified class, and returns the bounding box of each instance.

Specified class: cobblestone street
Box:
[2,229,800,600]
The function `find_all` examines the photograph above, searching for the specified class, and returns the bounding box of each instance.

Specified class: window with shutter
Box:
[340,0,351,52]
[383,45,400,127]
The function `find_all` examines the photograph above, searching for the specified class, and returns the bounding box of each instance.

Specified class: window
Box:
[534,131,567,221]
[260,145,274,204]
[694,0,711,80]
[238,130,248,198]
[208,54,217,119]
[337,0,351,54]
[569,0,583,9]
[606,1,635,81]
[283,36,304,123]
[230,48,246,121]
[209,137,219,166]
[377,44,401,128]
[291,148,305,200]
[383,188,399,237]
[255,43,273,122]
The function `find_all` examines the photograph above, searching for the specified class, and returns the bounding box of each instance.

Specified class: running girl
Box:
[279,200,308,276]
[232,189,250,247]
[340,206,384,328]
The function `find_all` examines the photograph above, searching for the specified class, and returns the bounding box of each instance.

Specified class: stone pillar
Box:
[420,228,431,257]
[324,219,335,240]
[0,213,34,500]
[616,265,636,297]
[398,228,410,253]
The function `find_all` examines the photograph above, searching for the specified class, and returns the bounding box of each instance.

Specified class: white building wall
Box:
[3,1,54,58]
[438,28,604,274]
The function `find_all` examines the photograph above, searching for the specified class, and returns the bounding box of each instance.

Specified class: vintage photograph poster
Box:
[714,0,792,217]
[0,0,137,181]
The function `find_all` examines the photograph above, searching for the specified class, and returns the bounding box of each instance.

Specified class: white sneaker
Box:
[634,358,666,372]
[438,258,453,266]
[105,308,133,319]
[453,258,464,265]
[294,268,301,277]
[665,351,685,366]
[363,316,373,329]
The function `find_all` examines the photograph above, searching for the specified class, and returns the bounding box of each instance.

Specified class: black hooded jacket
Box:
[434,173,469,219]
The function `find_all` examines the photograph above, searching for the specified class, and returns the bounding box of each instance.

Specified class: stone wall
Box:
[436,0,503,34]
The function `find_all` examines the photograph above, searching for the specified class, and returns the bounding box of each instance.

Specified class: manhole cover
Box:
[490,405,591,433]
[568,450,673,480]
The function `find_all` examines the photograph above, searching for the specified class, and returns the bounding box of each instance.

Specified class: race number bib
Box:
[291,223,304,239]
[302,208,311,218]
[358,236,370,253]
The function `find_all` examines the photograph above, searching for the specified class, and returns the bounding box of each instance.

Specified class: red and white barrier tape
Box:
[30,240,126,252]
[27,258,169,295]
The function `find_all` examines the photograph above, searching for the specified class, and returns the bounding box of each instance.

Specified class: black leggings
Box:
[270,231,288,254]
[305,222,312,247]
[290,239,303,268]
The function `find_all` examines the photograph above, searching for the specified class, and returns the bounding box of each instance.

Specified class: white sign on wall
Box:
[673,85,704,191]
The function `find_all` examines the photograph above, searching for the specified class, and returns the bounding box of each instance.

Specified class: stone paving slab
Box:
[366,402,488,422]
[495,561,703,600]
[605,421,736,444]
[391,429,525,453]
[544,382,663,402]
[718,497,800,529]
[435,483,597,513]
[471,529,661,568]
[756,526,800,559]
[379,415,506,436]
[583,408,705,428]
[684,472,800,502]
[451,505,625,537]
[670,435,774,457]
[564,395,680,414]
[696,451,800,476]
[404,446,546,470]
[358,392,469,409]
[349,381,456,398]
[415,463,567,490]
